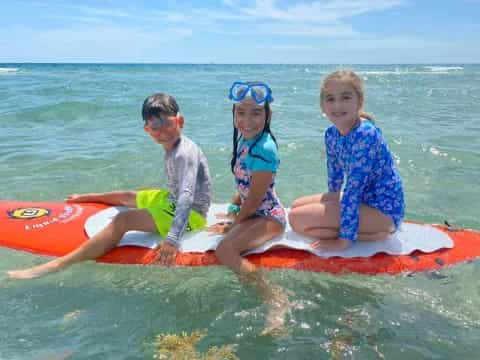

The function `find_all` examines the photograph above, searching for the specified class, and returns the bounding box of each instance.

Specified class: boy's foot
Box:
[65,194,89,203]
[7,260,63,280]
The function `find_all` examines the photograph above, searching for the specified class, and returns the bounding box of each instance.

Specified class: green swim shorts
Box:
[136,189,206,238]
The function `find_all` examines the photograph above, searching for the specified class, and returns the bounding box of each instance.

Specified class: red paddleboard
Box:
[1,201,479,274]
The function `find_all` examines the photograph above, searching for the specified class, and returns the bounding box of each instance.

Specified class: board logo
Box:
[8,207,51,220]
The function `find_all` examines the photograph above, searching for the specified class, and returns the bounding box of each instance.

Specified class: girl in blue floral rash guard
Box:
[288,70,405,251]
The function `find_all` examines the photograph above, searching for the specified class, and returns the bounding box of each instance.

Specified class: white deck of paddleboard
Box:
[85,204,453,258]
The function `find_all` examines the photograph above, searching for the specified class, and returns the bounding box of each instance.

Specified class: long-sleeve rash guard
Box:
[325,120,404,242]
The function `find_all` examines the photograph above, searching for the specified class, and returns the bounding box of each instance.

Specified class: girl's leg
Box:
[7,209,157,279]
[290,192,340,209]
[288,201,394,241]
[66,191,137,207]
[215,217,284,274]
[215,218,289,335]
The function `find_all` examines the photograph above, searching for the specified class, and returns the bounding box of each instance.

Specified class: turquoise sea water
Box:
[1,64,479,359]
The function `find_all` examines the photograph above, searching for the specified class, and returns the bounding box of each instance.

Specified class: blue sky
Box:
[1,0,479,63]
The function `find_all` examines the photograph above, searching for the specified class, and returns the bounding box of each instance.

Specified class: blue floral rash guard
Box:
[325,120,405,243]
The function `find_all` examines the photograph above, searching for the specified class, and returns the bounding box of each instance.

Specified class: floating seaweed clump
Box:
[154,329,238,360]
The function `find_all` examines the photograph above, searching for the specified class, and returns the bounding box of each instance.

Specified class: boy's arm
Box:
[164,153,199,248]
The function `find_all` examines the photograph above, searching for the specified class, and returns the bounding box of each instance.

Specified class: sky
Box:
[1,0,479,64]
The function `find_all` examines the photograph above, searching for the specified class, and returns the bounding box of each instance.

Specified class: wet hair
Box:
[141,93,179,123]
[230,101,278,173]
[320,69,374,121]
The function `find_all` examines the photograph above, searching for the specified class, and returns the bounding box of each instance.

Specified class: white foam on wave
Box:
[358,66,464,75]
[423,66,463,72]
[0,67,18,74]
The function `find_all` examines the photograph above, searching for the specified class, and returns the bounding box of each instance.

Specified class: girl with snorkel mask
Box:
[209,81,289,335]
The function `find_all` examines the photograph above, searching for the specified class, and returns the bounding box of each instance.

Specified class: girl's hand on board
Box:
[214,212,236,220]
[207,221,232,235]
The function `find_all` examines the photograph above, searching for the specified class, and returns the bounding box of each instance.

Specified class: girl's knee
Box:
[290,198,301,209]
[215,242,236,264]
[287,209,302,232]
[291,196,310,208]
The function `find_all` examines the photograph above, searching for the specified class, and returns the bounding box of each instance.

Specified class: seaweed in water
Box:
[154,329,239,360]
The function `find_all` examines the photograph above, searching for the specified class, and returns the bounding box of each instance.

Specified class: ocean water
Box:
[1,64,479,359]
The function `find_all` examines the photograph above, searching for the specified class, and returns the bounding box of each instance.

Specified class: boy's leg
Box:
[66,191,137,208]
[7,209,156,279]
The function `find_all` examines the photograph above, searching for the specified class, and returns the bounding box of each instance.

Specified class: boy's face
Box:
[144,114,183,150]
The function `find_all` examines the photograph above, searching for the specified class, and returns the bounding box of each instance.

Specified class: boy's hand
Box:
[154,242,177,266]
[207,221,232,235]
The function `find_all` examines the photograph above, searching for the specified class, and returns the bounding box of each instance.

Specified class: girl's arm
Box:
[325,128,344,193]
[231,192,241,206]
[232,171,272,226]
[338,128,379,243]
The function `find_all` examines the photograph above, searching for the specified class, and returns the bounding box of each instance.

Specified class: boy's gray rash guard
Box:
[164,135,212,247]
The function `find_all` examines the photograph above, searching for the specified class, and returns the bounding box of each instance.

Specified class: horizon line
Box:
[1,62,479,66]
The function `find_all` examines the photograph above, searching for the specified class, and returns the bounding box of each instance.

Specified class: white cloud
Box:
[229,22,359,37]
[226,0,405,23]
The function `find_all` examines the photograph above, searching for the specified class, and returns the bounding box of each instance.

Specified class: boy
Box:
[8,93,212,279]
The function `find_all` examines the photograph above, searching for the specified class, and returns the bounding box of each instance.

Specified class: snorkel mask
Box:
[228,81,274,104]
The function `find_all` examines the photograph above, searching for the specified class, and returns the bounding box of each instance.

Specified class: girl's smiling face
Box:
[321,79,362,135]
[234,99,268,140]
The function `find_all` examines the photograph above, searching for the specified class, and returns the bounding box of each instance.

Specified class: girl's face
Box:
[234,99,267,140]
[321,79,362,135]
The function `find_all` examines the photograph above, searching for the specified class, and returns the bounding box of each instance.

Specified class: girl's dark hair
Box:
[230,102,278,173]
[141,93,179,123]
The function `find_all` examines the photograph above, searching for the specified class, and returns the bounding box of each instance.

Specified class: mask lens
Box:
[250,85,267,103]
[146,117,169,131]
[232,84,249,100]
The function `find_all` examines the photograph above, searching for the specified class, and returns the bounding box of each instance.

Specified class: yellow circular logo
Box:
[8,207,51,219]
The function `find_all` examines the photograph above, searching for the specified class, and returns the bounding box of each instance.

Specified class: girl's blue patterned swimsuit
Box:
[234,132,286,226]
[325,120,405,242]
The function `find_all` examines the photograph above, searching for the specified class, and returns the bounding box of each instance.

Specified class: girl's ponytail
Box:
[359,110,375,122]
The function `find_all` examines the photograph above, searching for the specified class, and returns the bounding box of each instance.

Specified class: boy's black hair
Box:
[142,93,179,123]
[230,102,278,173]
